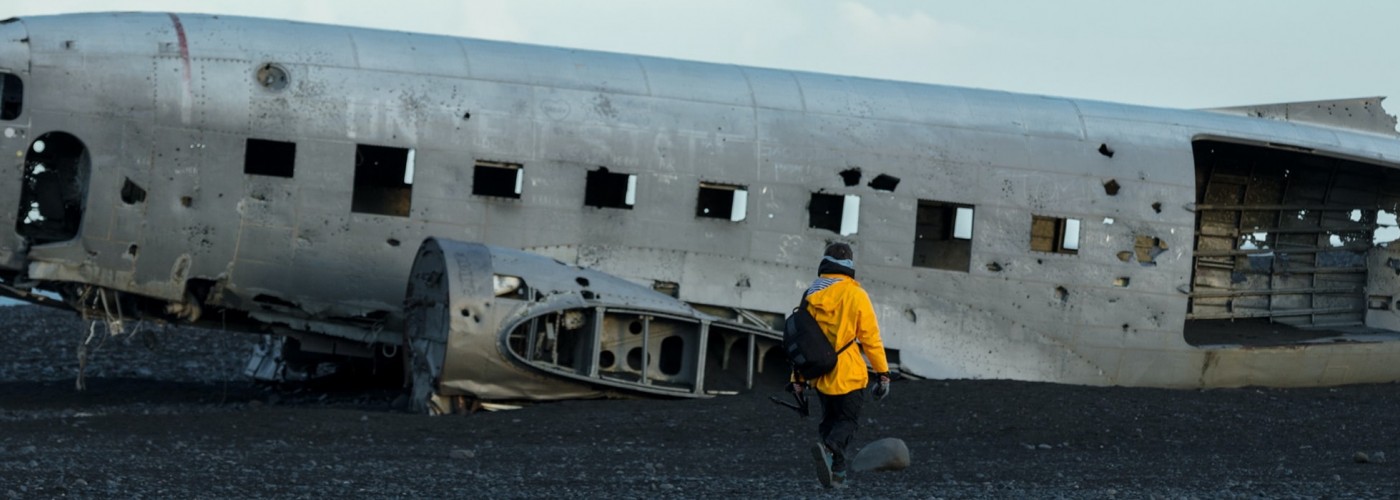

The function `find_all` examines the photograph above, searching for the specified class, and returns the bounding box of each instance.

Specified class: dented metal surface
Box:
[0,12,1398,399]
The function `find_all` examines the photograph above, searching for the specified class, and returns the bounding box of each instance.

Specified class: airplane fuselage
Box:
[3,13,1400,393]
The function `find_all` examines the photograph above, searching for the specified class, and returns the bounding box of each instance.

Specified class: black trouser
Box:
[817,389,865,472]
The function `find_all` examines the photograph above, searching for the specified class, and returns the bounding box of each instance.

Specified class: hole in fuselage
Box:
[838,168,861,186]
[868,174,899,192]
[1186,139,1400,346]
[658,336,684,376]
[17,132,90,245]
[120,178,147,205]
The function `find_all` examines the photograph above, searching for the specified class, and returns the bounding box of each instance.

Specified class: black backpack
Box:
[783,297,857,380]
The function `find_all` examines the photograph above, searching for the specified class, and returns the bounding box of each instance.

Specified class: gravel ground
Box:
[2,305,1399,498]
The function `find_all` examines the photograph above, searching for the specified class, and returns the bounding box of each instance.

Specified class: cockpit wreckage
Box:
[3,13,1400,413]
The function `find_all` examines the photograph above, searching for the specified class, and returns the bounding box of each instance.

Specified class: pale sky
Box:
[6,0,1399,111]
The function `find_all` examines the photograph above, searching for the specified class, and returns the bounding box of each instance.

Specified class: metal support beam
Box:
[1193,244,1373,257]
[745,332,754,390]
[640,315,650,385]
[1187,306,1364,320]
[1200,225,1381,237]
[1191,203,1381,212]
[525,318,538,361]
[1190,286,1362,298]
[588,308,603,378]
[1193,262,1366,274]
[694,321,709,395]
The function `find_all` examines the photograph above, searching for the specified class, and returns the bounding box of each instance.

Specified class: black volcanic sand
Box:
[1,305,1397,498]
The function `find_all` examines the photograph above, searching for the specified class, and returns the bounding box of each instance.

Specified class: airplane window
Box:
[244,138,296,178]
[351,144,413,217]
[809,193,859,236]
[1030,215,1080,255]
[0,73,21,120]
[913,199,974,272]
[255,63,289,92]
[584,167,635,209]
[473,160,522,199]
[696,182,747,221]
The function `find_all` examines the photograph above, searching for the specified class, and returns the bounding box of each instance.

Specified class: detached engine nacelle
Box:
[403,239,781,414]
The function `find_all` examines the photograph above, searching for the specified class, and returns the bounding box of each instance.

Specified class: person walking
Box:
[789,242,890,488]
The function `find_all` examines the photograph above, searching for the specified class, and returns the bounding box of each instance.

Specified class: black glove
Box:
[872,372,890,401]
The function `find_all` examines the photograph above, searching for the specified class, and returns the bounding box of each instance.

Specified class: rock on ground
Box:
[850,437,910,472]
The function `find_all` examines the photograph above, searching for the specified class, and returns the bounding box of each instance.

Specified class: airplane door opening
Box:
[1187,140,1400,346]
[16,132,90,245]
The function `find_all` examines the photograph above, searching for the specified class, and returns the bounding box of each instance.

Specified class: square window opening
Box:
[808,192,862,236]
[584,167,635,209]
[352,144,413,217]
[473,160,522,198]
[244,138,296,178]
[1030,215,1080,255]
[913,200,974,272]
[696,182,747,221]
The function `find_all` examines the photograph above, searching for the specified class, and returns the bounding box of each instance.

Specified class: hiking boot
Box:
[810,442,833,488]
[831,470,848,489]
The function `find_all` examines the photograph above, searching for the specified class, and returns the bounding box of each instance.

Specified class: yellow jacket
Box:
[793,274,888,396]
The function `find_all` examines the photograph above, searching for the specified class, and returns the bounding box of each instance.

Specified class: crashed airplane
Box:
[1,12,1399,411]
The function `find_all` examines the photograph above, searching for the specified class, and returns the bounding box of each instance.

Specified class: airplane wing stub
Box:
[1206,97,1399,137]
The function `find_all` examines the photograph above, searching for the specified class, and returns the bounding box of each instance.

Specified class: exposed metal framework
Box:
[1190,140,1400,329]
